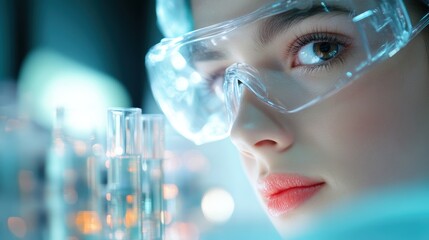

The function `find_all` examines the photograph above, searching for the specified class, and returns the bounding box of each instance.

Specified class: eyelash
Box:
[202,32,352,93]
[204,69,226,95]
[287,32,352,73]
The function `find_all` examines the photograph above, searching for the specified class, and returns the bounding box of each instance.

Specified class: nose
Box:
[230,87,295,154]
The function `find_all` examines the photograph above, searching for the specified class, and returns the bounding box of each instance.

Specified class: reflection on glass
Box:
[141,114,165,240]
[46,107,105,240]
[106,108,142,239]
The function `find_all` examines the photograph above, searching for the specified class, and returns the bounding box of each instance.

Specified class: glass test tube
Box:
[106,108,142,239]
[141,114,165,240]
[46,107,105,240]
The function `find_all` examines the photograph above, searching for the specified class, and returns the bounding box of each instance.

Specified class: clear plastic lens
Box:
[146,0,426,145]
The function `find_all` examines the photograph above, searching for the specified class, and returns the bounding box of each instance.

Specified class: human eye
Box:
[196,67,227,99]
[208,69,226,93]
[288,32,352,72]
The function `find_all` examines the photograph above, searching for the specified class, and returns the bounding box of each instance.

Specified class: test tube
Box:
[46,107,105,240]
[141,114,165,240]
[106,108,142,239]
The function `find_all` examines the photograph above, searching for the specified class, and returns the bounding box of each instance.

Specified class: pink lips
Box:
[258,174,325,217]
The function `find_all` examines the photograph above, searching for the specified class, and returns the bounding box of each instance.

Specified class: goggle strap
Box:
[411,12,429,40]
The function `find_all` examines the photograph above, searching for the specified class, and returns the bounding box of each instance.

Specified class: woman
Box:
[146,0,429,238]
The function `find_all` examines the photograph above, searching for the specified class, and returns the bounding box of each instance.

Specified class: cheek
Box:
[329,72,405,143]
[328,44,429,150]
[306,36,429,188]
[239,154,259,183]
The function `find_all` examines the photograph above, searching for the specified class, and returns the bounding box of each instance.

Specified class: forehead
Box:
[191,0,277,29]
[189,0,426,30]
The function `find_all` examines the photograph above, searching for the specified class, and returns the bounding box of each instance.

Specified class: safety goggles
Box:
[145,0,429,145]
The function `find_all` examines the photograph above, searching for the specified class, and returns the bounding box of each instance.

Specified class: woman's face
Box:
[192,0,429,237]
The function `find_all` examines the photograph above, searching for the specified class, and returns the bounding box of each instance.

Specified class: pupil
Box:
[314,42,338,60]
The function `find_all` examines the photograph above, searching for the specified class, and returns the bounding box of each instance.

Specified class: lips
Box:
[258,174,325,217]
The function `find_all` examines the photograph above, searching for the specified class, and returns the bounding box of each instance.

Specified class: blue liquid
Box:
[107,155,142,240]
[141,159,164,240]
[107,157,164,240]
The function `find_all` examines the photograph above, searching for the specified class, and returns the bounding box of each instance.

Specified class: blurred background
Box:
[0,0,280,239]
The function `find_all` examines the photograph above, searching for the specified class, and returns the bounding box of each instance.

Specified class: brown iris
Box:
[313,42,339,61]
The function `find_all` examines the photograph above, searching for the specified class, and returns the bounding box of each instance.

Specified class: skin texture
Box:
[191,0,429,237]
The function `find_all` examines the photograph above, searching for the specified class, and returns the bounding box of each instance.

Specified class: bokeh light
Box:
[17,48,131,132]
[163,184,179,200]
[201,188,235,224]
[74,211,102,234]
[165,222,199,240]
[7,217,27,238]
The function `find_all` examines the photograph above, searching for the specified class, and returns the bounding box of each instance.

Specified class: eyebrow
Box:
[189,42,229,62]
[191,4,351,62]
[258,5,351,45]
